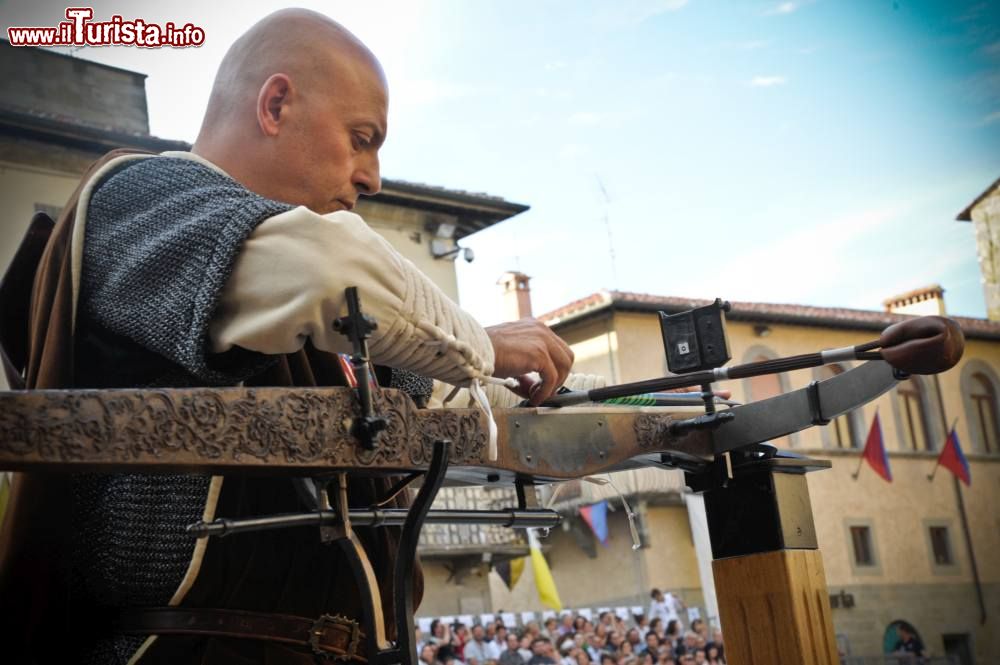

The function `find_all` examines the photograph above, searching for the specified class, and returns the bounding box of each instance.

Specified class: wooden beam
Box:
[713,549,838,665]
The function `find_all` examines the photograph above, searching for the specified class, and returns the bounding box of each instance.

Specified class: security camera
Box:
[462,247,475,263]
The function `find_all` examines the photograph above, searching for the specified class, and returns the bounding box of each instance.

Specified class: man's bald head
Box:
[193,9,388,213]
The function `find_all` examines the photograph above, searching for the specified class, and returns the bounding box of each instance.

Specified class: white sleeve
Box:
[209,206,494,387]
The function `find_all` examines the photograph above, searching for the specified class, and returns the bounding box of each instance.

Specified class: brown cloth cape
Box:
[0,149,422,664]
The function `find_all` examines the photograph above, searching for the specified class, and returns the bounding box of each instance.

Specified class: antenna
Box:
[595,174,618,287]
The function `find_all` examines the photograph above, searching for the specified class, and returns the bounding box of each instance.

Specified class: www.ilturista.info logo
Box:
[7,7,205,48]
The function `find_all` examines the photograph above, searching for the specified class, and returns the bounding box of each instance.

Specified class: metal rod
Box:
[188,507,562,538]
[544,342,881,407]
[932,372,987,625]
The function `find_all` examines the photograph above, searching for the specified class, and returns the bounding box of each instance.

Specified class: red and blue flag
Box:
[860,413,892,482]
[579,500,609,545]
[935,427,971,486]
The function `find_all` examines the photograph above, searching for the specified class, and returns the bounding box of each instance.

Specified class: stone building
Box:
[959,177,1000,321]
[488,285,998,664]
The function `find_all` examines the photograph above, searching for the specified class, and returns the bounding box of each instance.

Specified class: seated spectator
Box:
[494,624,509,653]
[692,649,706,665]
[606,631,625,654]
[466,624,501,665]
[674,632,698,660]
[664,620,680,647]
[573,647,592,665]
[638,652,655,665]
[519,634,536,663]
[705,631,724,664]
[420,644,439,665]
[558,640,577,665]
[439,645,466,665]
[626,628,642,650]
[559,614,576,636]
[544,618,560,640]
[431,619,453,647]
[454,623,470,660]
[690,620,706,640]
[634,616,649,639]
[529,637,557,665]
[587,634,607,662]
[500,633,525,665]
[599,654,617,665]
[640,631,661,656]
[892,624,928,660]
[705,644,725,665]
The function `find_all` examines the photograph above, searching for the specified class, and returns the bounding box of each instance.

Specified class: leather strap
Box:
[116,607,366,662]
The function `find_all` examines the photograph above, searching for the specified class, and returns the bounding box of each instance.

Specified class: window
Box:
[970,373,999,453]
[929,526,953,565]
[850,526,875,567]
[898,379,932,451]
[923,519,960,574]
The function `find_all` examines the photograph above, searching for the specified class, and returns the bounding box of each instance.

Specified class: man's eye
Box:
[353,133,372,150]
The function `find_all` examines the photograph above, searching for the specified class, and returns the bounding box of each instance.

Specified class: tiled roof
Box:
[539,290,1000,340]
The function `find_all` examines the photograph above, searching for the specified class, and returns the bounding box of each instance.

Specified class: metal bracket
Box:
[806,380,830,426]
[333,287,387,449]
[669,410,735,436]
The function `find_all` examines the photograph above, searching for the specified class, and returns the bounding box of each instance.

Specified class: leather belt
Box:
[116,607,366,662]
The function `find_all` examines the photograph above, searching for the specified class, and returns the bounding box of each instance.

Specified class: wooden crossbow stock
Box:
[0,303,964,665]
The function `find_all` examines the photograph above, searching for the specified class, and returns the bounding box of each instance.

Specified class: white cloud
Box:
[667,203,911,307]
[980,110,1000,126]
[764,2,799,15]
[591,0,689,28]
[748,75,787,87]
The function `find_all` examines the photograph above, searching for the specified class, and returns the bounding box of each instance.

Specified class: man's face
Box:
[508,635,520,650]
[473,626,485,642]
[532,641,547,656]
[282,50,388,214]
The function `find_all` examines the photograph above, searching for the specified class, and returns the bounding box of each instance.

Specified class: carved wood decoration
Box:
[0,387,712,481]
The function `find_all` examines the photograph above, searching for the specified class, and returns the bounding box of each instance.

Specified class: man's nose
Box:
[354,154,381,196]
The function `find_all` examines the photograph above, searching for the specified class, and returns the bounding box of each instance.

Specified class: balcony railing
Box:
[417,486,527,552]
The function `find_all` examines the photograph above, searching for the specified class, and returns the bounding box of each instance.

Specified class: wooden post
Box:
[713,550,838,664]
[700,462,839,665]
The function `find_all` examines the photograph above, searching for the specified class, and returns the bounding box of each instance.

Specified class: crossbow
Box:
[0,291,964,665]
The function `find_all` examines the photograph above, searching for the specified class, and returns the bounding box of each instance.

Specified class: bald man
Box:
[0,8,574,665]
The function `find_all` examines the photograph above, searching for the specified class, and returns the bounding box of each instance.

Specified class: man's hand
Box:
[486,318,574,405]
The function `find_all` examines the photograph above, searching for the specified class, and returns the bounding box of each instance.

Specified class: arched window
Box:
[817,364,858,449]
[897,378,933,451]
[969,373,999,454]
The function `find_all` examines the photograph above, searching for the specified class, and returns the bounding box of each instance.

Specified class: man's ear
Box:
[256,73,292,137]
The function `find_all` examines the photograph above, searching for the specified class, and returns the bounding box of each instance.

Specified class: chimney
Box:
[883,285,946,316]
[498,271,533,321]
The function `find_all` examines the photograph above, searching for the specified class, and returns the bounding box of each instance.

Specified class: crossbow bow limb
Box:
[0,296,965,664]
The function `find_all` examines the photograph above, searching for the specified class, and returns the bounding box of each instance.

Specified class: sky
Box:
[4,0,999,325]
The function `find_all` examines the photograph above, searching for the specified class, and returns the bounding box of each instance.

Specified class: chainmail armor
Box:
[69,156,435,663]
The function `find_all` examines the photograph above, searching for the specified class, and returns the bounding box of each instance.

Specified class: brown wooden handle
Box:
[879,315,964,375]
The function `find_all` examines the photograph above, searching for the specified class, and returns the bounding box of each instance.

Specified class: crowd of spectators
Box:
[416,589,725,665]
